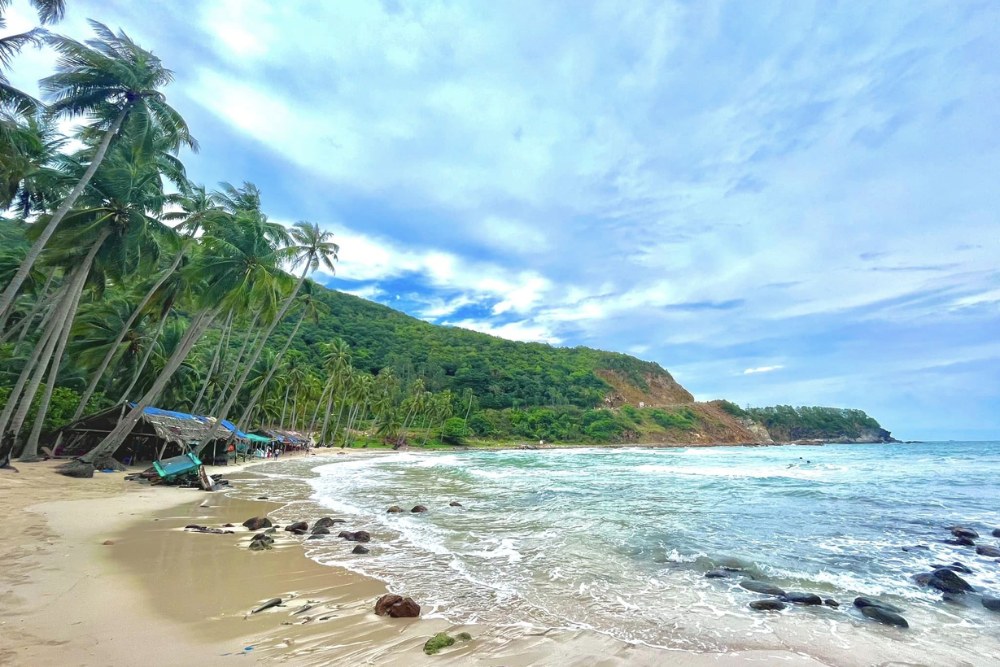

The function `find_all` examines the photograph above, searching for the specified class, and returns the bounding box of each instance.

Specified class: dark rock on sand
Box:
[256,496,269,500]
[374,594,420,617]
[251,597,282,614]
[310,526,330,536]
[749,599,787,611]
[704,570,730,579]
[386,506,404,513]
[449,501,463,507]
[184,525,234,535]
[824,599,839,608]
[242,517,272,530]
[223,523,235,528]
[249,535,274,551]
[285,521,309,533]
[352,545,370,554]
[951,526,979,540]
[982,596,1000,612]
[917,568,974,595]
[854,597,903,613]
[975,545,1000,558]
[314,517,343,529]
[411,505,428,513]
[861,605,908,628]
[782,592,823,605]
[306,533,327,540]
[740,580,786,596]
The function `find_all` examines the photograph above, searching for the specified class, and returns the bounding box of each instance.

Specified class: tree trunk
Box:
[209,312,261,416]
[202,267,308,448]
[0,308,57,437]
[117,305,170,404]
[19,263,90,461]
[0,106,129,321]
[60,307,219,477]
[234,308,306,431]
[317,381,338,446]
[280,383,291,429]
[71,246,187,422]
[0,270,54,341]
[192,309,232,414]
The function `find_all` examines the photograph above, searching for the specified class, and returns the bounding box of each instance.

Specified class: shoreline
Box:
[1,451,949,666]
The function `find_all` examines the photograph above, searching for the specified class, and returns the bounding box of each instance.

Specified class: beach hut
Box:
[53,403,241,464]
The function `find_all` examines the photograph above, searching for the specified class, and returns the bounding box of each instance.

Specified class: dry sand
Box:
[0,456,829,666]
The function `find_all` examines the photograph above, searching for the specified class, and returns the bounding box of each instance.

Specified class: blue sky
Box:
[7,1,999,439]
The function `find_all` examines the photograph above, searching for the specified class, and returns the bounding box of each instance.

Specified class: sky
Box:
[5,0,999,440]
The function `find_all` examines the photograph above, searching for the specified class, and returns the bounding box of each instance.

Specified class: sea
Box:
[233,441,1000,664]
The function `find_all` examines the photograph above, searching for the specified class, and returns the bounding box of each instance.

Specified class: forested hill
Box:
[269,279,693,410]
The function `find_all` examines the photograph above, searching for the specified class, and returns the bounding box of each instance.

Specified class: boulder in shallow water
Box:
[824,599,839,608]
[242,516,272,531]
[284,521,309,533]
[386,506,403,513]
[861,605,908,628]
[901,545,930,553]
[951,526,979,539]
[411,505,428,513]
[374,594,420,617]
[704,570,730,579]
[918,568,974,595]
[854,597,903,613]
[931,562,973,574]
[352,545,370,554]
[740,580,786,596]
[314,517,343,529]
[975,545,1000,557]
[945,536,976,547]
[782,592,823,605]
[982,596,1000,612]
[352,530,371,543]
[749,599,786,611]
[449,501,463,507]
[310,526,330,536]
[992,528,1000,538]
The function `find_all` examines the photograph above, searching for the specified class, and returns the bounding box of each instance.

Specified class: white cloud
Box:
[743,365,784,375]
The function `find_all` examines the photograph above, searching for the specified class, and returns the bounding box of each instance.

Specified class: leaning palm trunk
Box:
[234,308,307,431]
[71,246,187,422]
[0,106,129,322]
[199,266,310,450]
[209,312,261,416]
[307,381,333,440]
[59,307,220,477]
[7,231,106,443]
[117,306,170,403]
[0,271,54,341]
[317,382,338,446]
[0,312,58,439]
[19,265,91,461]
[191,309,232,414]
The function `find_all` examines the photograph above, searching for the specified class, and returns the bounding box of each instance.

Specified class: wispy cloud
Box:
[743,365,784,376]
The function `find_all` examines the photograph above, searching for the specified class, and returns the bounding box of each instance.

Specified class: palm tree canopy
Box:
[283,220,339,275]
[41,20,196,152]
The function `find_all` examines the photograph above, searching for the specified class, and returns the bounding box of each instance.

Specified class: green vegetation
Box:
[739,405,885,441]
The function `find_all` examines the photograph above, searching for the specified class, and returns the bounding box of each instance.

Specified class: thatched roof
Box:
[60,404,250,446]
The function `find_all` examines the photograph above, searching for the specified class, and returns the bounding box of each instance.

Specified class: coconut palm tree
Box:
[0,0,66,114]
[199,219,336,448]
[0,20,195,322]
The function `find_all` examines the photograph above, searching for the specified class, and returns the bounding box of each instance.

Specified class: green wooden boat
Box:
[152,452,202,480]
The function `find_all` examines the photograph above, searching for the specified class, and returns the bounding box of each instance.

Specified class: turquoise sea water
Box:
[239,442,1000,663]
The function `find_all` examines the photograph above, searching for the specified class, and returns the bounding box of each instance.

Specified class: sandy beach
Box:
[0,455,840,666]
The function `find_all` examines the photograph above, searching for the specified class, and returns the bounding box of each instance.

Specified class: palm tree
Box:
[198,219,336,449]
[0,0,66,114]
[0,20,195,322]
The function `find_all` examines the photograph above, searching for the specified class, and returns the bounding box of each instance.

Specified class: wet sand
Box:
[1,457,832,666]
